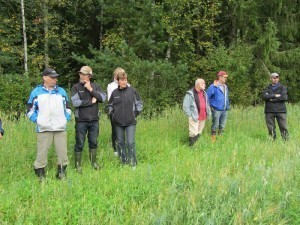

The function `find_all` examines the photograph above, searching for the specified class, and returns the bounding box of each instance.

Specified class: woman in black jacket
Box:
[108,69,143,168]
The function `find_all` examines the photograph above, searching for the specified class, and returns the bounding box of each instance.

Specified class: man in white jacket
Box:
[27,68,72,180]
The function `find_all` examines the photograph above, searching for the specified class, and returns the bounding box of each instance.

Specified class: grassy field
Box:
[0,105,299,224]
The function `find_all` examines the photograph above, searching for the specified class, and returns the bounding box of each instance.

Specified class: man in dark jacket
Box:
[71,66,106,172]
[262,72,289,141]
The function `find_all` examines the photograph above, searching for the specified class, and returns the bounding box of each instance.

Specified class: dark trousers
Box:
[109,115,117,152]
[265,113,289,140]
[115,125,136,164]
[74,121,99,152]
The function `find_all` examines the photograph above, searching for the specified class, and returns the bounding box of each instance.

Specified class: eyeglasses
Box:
[272,77,279,79]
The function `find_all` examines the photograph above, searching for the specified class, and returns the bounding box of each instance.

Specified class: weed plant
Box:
[0,105,299,224]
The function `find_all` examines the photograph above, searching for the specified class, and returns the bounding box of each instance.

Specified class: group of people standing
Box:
[27,66,143,180]
[183,71,289,146]
[1,68,289,180]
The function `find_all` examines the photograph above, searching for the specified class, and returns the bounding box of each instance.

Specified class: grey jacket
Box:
[183,88,211,121]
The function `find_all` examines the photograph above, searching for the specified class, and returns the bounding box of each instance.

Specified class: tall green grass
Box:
[0,105,299,224]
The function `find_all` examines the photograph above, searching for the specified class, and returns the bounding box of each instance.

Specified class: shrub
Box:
[0,74,32,119]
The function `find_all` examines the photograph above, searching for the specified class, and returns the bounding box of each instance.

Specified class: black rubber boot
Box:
[75,152,82,173]
[189,136,196,146]
[34,167,45,181]
[56,165,67,180]
[89,149,99,170]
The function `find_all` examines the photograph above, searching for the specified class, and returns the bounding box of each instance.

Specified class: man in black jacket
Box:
[262,72,289,141]
[71,66,106,172]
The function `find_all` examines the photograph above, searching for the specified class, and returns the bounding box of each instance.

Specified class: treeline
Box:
[0,0,299,117]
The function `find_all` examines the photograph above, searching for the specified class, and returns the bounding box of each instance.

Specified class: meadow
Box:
[0,105,299,224]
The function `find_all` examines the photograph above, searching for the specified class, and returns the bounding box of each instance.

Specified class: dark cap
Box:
[42,68,59,77]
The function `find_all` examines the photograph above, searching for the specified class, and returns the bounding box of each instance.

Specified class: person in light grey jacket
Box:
[183,78,211,146]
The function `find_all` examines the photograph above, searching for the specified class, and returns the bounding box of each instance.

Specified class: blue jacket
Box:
[206,80,230,111]
[183,88,211,121]
[27,85,72,132]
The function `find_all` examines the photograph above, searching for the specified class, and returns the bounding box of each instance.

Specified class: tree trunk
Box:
[43,0,49,67]
[99,1,103,49]
[21,0,28,74]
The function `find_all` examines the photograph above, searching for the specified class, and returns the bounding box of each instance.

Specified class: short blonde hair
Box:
[113,67,126,79]
[113,67,127,80]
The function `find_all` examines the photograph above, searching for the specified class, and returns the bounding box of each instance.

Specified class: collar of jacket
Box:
[213,80,219,86]
[41,84,59,92]
[118,85,128,90]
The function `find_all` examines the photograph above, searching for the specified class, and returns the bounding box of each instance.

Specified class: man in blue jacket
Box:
[27,68,72,180]
[262,72,288,141]
[206,71,230,142]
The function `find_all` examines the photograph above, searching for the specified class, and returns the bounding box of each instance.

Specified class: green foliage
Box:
[0,74,32,119]
[256,20,280,67]
[0,1,23,74]
[0,106,299,224]
[200,41,255,106]
[0,0,299,114]
[161,0,221,69]
[73,42,189,117]
[223,0,300,103]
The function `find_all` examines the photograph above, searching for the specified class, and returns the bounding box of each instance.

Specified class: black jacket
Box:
[71,82,106,121]
[262,83,288,113]
[108,86,143,126]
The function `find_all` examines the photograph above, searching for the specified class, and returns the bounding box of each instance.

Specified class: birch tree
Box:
[21,0,28,74]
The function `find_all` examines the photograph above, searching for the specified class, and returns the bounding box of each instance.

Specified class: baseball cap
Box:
[79,66,93,75]
[217,70,228,78]
[42,68,59,77]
